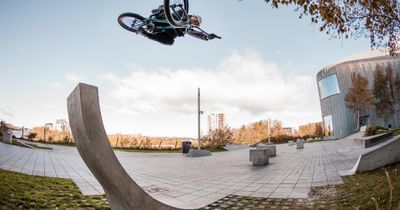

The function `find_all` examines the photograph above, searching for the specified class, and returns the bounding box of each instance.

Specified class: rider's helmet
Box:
[189,15,202,26]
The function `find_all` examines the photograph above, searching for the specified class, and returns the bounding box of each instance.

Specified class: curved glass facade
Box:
[323,115,334,136]
[318,74,340,99]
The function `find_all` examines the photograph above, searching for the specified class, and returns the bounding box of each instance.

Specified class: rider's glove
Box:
[208,33,217,40]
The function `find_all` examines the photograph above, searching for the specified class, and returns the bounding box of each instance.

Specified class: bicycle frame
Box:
[143,14,211,37]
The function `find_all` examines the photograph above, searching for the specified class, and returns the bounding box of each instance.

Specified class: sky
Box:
[0,0,372,137]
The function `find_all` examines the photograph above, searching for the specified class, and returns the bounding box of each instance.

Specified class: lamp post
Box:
[197,87,203,150]
[43,123,53,141]
[267,118,271,144]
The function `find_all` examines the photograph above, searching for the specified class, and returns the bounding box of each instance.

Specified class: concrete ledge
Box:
[354,132,393,148]
[256,144,276,157]
[186,149,211,157]
[249,148,270,166]
[2,131,13,144]
[341,136,400,175]
[296,140,304,149]
[356,136,400,172]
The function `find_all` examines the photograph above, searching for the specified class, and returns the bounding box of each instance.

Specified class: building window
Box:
[318,74,340,99]
[323,115,334,136]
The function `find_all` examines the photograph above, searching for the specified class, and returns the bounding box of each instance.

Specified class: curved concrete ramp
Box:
[355,136,400,172]
[67,83,179,210]
[340,136,400,176]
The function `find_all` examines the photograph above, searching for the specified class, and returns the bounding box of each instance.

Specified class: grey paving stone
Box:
[0,136,376,208]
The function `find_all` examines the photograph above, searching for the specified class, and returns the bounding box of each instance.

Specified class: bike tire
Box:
[163,0,189,27]
[118,12,146,33]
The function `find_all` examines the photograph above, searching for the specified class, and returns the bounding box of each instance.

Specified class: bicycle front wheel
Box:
[118,13,146,33]
[164,0,189,27]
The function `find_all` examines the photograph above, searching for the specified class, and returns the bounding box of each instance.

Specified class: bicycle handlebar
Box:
[190,25,221,39]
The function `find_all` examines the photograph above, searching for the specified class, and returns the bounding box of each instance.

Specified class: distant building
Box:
[55,119,69,132]
[282,127,293,135]
[207,113,225,132]
[10,127,31,139]
[298,122,324,137]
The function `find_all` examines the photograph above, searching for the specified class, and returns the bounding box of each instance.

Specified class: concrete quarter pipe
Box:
[67,83,180,210]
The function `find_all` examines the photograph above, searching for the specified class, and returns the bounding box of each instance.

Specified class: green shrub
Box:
[27,133,37,140]
[365,125,378,136]
[365,125,389,137]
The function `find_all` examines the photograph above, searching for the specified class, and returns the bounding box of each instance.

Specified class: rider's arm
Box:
[186,29,210,41]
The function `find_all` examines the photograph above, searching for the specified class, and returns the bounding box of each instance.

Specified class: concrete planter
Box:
[296,140,304,149]
[2,130,13,144]
[354,132,393,148]
[256,144,276,157]
[249,148,270,166]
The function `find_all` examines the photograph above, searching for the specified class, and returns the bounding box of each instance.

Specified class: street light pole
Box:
[43,123,52,142]
[267,118,271,144]
[197,87,202,150]
[43,124,46,141]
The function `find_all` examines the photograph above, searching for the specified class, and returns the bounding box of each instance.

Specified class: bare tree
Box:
[373,65,395,127]
[394,72,400,128]
[202,126,234,147]
[263,0,400,55]
[345,73,373,131]
[119,136,130,148]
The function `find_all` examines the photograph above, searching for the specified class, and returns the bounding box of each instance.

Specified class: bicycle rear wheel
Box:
[164,0,189,27]
[118,13,146,33]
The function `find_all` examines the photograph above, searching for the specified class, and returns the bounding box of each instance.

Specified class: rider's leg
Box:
[142,32,175,45]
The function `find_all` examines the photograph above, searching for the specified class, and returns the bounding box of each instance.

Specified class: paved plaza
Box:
[0,133,379,209]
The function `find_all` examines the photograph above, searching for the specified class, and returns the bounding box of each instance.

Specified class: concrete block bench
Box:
[354,132,393,148]
[296,140,304,149]
[256,144,276,157]
[2,130,13,144]
[249,148,270,166]
[288,140,294,146]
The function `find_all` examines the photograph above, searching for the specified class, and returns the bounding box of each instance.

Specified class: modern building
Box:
[316,49,400,139]
[282,127,294,136]
[207,113,225,133]
[298,122,324,137]
[55,119,70,132]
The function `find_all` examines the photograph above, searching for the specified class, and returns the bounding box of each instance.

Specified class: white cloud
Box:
[49,82,64,89]
[42,104,54,109]
[0,107,15,117]
[65,73,87,83]
[101,50,321,135]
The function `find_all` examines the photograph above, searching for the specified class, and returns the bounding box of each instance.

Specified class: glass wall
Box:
[318,74,340,99]
[323,115,334,136]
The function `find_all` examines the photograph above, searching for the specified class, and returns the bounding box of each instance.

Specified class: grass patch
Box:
[393,129,400,136]
[115,147,181,153]
[0,169,109,209]
[115,145,227,153]
[202,145,228,152]
[23,139,76,147]
[305,138,339,144]
[25,143,53,150]
[204,162,400,209]
[324,163,400,210]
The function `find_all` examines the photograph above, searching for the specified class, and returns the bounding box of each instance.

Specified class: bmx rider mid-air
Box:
[118,0,221,45]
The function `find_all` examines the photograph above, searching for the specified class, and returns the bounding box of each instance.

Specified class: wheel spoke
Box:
[120,17,144,31]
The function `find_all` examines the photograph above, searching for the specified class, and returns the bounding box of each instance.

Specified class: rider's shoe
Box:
[137,27,148,37]
[151,5,164,14]
[137,28,144,35]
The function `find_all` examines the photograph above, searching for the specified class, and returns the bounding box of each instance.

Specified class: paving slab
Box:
[0,133,383,208]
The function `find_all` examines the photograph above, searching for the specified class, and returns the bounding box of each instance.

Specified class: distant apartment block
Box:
[207,113,225,132]
[282,127,293,135]
[298,122,323,137]
[55,119,70,132]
